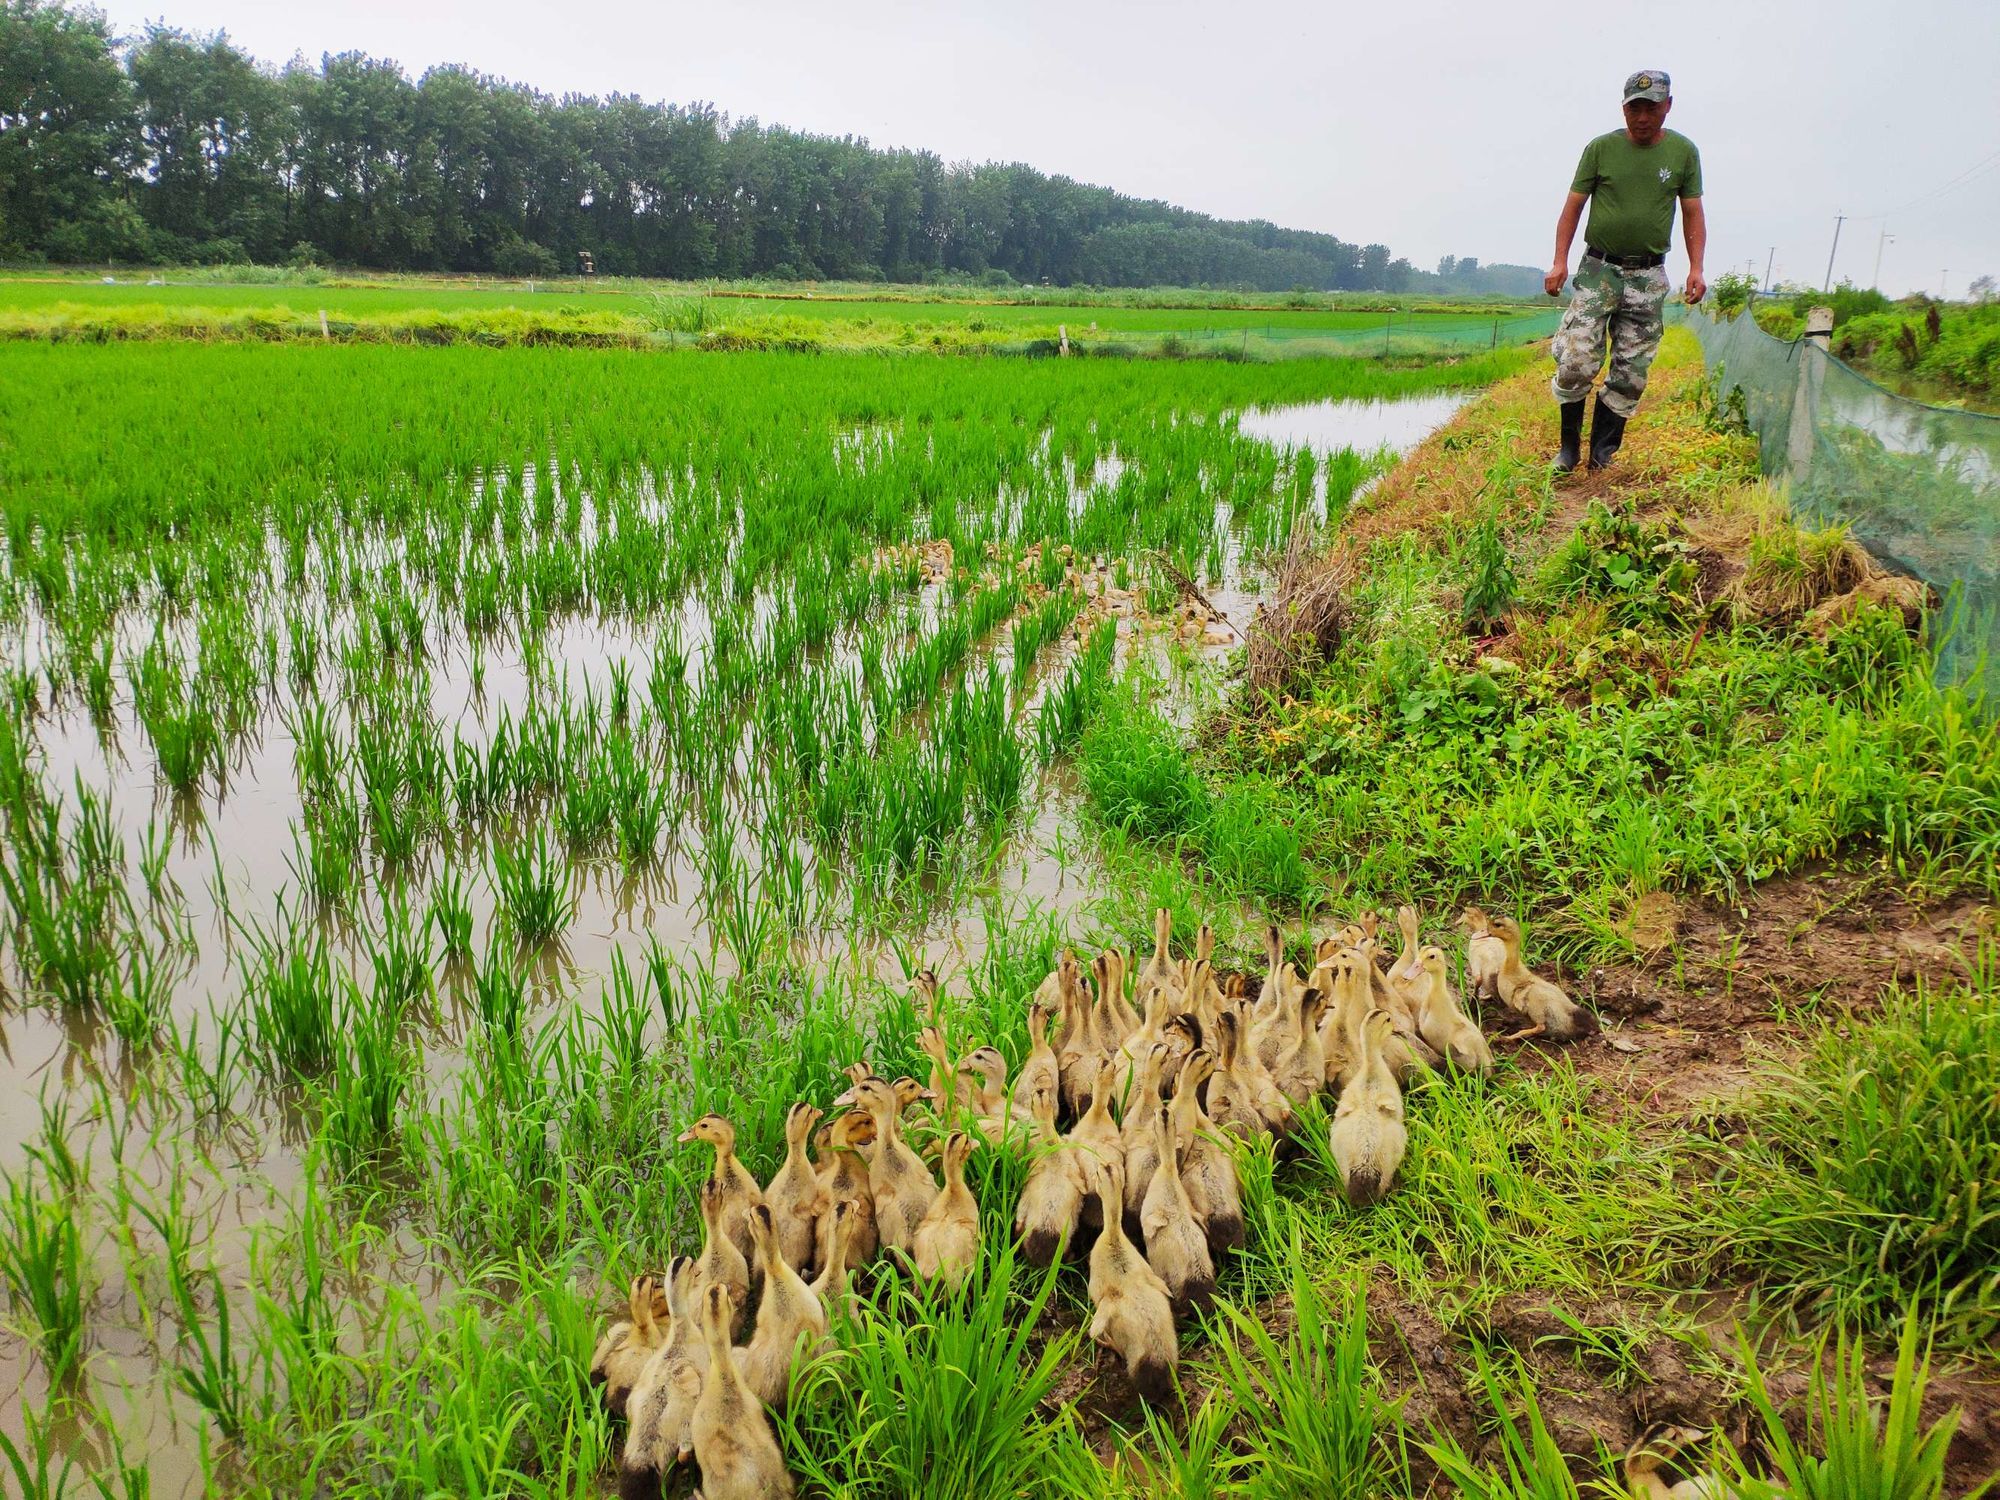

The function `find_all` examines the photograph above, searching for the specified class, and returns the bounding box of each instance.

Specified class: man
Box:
[1545,70,1707,473]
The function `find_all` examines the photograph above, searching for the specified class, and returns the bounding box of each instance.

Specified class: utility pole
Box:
[1762,247,1775,292]
[1940,269,1950,299]
[1872,228,1893,290]
[1822,213,1846,293]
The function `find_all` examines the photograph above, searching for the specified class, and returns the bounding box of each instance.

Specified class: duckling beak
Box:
[674,1127,697,1143]
[831,1087,857,1107]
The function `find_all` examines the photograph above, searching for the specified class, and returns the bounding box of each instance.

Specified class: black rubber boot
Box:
[1587,396,1629,470]
[1552,400,1585,473]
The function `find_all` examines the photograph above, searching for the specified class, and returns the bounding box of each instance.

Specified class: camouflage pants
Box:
[1550,258,1669,418]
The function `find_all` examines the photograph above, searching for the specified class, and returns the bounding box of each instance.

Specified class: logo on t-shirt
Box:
[1658,167,1672,182]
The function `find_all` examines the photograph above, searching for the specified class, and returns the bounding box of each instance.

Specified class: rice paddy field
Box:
[0,274,1559,357]
[0,312,1996,1500]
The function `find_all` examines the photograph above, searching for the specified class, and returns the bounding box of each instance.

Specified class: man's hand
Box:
[1684,269,1706,304]
[1544,265,1567,297]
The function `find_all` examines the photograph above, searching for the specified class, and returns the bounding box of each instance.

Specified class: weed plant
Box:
[1698,971,2000,1343]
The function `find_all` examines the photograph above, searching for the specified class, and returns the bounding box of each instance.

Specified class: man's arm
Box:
[1681,197,1706,303]
[1546,191,1588,296]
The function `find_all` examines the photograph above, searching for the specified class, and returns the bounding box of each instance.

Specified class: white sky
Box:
[101,0,2000,298]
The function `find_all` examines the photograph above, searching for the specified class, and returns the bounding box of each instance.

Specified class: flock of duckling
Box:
[590,904,1595,1500]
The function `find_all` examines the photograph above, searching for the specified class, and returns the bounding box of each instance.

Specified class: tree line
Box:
[1,0,1478,292]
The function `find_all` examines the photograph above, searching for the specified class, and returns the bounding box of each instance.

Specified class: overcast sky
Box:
[97,0,1999,298]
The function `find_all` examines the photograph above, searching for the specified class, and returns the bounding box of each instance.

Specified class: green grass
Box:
[1696,969,2000,1343]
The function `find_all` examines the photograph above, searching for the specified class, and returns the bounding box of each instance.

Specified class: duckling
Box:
[1057,959,1107,1120]
[917,1025,959,1119]
[1329,1009,1407,1206]
[1066,1060,1124,1233]
[1361,926,1425,1038]
[912,1132,981,1289]
[808,1199,861,1326]
[854,1076,938,1256]
[1385,904,1429,1012]
[1457,905,1506,1005]
[1250,925,1306,1068]
[1202,1010,1264,1141]
[1219,1006,1296,1140]
[1092,947,1142,1047]
[1136,907,1187,1005]
[914,967,942,1026]
[1014,1002,1060,1118]
[813,1111,878,1275]
[1170,1051,1244,1258]
[620,1257,707,1497]
[690,1179,752,1339]
[958,1045,1011,1118]
[1486,914,1597,1042]
[1014,1089,1084,1266]
[1624,1422,1724,1499]
[763,1102,829,1276]
[1181,957,1224,1048]
[589,1273,671,1419]
[677,1114,764,1270]
[690,1283,795,1500]
[1083,1156,1178,1405]
[1118,1043,1169,1236]
[1327,948,1435,1089]
[734,1204,827,1410]
[1270,964,1331,1104]
[1140,1101,1216,1314]
[1411,945,1493,1074]
[1157,1007,1203,1097]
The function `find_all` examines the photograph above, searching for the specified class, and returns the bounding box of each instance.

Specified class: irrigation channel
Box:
[0,344,1475,1493]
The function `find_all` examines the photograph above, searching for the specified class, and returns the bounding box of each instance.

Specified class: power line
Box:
[1863,144,2000,220]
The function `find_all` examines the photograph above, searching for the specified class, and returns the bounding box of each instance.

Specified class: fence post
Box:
[1383,313,1391,356]
[1785,305,1835,486]
[1491,317,1500,349]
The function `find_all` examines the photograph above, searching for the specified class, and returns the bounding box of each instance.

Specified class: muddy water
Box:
[0,389,1467,1495]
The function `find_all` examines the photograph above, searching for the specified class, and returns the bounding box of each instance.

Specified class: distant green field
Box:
[0,275,1545,335]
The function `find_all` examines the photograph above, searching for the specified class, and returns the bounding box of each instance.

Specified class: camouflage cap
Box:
[1622,70,1671,103]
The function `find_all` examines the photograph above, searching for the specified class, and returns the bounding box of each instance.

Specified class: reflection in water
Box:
[1235,390,1470,454]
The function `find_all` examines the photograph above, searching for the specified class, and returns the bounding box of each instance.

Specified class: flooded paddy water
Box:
[0,339,1489,1494]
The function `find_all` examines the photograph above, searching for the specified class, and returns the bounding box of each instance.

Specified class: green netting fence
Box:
[1162,308,1563,360]
[1678,304,1998,699]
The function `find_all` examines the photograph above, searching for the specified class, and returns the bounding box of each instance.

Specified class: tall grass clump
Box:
[1703,972,2000,1342]
[1207,1260,1404,1498]
[779,1250,1075,1500]
[1719,1316,1988,1500]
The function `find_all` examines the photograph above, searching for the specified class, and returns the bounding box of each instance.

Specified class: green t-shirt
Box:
[1571,129,1702,258]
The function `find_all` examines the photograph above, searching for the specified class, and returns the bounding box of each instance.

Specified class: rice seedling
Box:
[1207,1254,1405,1498]
[778,1249,1076,1500]
[490,829,573,946]
[0,1164,88,1382]
[245,931,343,1079]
